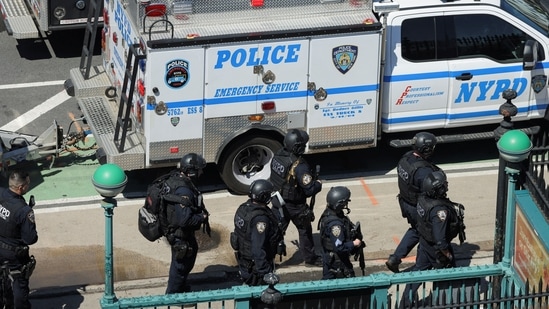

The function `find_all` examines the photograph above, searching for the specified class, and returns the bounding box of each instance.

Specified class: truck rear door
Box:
[307,32,381,150]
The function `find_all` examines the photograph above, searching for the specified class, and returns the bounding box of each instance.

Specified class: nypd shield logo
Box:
[532,75,547,93]
[171,117,180,127]
[332,45,358,74]
[256,222,267,233]
[331,225,341,237]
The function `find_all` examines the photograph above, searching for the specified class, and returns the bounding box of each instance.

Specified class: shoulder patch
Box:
[330,225,341,237]
[301,173,313,185]
[256,222,266,233]
[436,210,447,222]
[27,210,35,224]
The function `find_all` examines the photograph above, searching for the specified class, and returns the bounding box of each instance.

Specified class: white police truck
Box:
[65,0,549,194]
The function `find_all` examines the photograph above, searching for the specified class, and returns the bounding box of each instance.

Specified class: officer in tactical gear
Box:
[165,153,209,294]
[270,129,323,267]
[232,179,283,286]
[318,187,364,279]
[401,170,463,308]
[386,131,440,273]
[0,170,38,309]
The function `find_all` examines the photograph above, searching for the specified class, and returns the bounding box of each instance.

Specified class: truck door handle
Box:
[455,73,473,81]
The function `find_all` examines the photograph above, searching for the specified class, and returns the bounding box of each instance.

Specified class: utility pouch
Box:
[230,232,239,251]
[174,241,194,261]
[14,246,30,263]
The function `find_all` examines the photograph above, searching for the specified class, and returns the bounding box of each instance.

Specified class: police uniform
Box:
[390,150,439,265]
[232,200,281,286]
[0,187,38,309]
[270,148,322,265]
[318,208,356,279]
[165,176,206,294]
[400,195,459,308]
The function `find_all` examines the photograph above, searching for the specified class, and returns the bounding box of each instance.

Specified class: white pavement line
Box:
[0,80,65,90]
[0,90,71,132]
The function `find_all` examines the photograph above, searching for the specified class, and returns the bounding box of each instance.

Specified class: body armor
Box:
[270,150,305,202]
[397,150,438,205]
[233,202,282,260]
[318,208,352,252]
[416,196,460,244]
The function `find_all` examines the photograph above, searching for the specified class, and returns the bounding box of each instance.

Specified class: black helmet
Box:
[179,153,206,177]
[412,132,437,158]
[326,186,351,212]
[249,179,274,204]
[284,129,309,155]
[422,170,448,198]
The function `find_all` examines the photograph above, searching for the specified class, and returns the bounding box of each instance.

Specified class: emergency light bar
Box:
[373,1,400,14]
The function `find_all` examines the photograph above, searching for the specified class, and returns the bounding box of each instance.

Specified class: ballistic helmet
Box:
[284,129,309,155]
[326,186,351,212]
[422,170,448,198]
[412,132,437,159]
[179,153,206,177]
[249,179,274,204]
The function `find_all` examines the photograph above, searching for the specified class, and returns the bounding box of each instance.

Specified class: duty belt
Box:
[0,241,16,252]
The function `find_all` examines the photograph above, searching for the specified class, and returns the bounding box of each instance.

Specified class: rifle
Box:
[309,165,321,213]
[453,202,466,244]
[351,221,366,276]
[198,194,211,237]
[271,191,287,261]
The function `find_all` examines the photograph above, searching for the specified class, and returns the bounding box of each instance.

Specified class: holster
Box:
[173,241,194,262]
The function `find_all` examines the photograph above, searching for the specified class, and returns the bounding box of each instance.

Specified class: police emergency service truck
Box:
[65,0,549,194]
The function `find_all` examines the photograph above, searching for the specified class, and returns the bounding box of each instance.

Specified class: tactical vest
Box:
[270,150,305,202]
[318,208,352,252]
[416,196,460,244]
[397,151,438,205]
[0,191,26,239]
[164,174,203,236]
[233,202,283,260]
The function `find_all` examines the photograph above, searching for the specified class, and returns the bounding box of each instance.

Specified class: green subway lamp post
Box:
[92,164,128,309]
[496,130,532,267]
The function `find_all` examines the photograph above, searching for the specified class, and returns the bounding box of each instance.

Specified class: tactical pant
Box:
[282,203,317,263]
[0,248,31,309]
[166,237,198,294]
[390,198,420,264]
[321,251,355,280]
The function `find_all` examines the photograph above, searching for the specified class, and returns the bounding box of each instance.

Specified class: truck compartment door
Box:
[307,33,381,150]
[144,48,205,162]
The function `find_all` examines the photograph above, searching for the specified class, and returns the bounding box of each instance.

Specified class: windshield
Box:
[503,0,549,36]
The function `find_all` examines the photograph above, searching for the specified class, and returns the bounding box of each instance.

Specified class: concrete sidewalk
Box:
[28,165,500,308]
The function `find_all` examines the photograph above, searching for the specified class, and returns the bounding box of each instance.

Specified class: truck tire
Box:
[220,136,282,195]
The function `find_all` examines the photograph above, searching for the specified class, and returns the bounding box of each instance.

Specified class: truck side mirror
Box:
[523,40,544,70]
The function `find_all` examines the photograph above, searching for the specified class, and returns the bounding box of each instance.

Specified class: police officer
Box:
[318,187,364,279]
[270,129,323,267]
[386,132,440,273]
[165,153,209,294]
[0,170,38,309]
[232,179,283,286]
[400,170,462,308]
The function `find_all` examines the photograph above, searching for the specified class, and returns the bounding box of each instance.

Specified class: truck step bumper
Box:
[0,0,39,39]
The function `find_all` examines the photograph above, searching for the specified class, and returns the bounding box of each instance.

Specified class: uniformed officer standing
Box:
[164,153,209,294]
[231,179,283,286]
[318,187,364,279]
[0,170,38,309]
[270,129,323,267]
[400,170,463,307]
[386,132,440,273]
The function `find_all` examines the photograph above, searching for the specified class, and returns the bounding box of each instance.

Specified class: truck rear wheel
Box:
[220,136,282,195]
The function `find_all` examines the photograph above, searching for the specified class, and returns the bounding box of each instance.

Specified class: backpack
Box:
[138,170,189,241]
